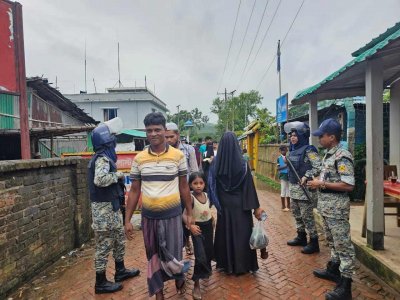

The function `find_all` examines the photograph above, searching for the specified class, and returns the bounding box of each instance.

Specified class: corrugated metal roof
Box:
[293,23,400,103]
[27,77,97,124]
[352,22,400,57]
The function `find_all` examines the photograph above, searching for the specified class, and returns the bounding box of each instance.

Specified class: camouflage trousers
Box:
[322,216,355,278]
[291,198,318,238]
[91,202,125,273]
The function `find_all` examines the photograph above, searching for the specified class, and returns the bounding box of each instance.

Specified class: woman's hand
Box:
[254,207,264,220]
[190,224,202,236]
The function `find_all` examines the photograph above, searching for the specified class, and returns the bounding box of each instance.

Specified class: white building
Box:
[65,87,168,129]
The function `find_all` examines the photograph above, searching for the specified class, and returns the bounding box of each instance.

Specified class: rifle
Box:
[286,157,312,201]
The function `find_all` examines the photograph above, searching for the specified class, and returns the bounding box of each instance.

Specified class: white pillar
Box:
[390,82,400,167]
[365,58,384,250]
[309,97,318,147]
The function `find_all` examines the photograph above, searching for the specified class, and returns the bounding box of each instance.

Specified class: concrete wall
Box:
[0,158,92,298]
[75,100,160,129]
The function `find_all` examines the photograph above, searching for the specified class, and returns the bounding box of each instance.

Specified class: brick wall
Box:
[0,157,92,297]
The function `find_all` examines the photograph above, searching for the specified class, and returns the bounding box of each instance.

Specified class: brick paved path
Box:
[9,187,400,300]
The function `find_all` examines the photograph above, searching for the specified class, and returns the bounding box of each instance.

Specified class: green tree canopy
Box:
[211,90,262,136]
[166,108,209,133]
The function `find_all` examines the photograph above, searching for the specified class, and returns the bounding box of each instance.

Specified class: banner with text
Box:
[276,93,288,123]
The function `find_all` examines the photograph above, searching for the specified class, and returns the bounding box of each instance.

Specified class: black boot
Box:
[313,261,341,283]
[325,276,352,300]
[95,271,123,294]
[287,231,307,246]
[114,260,140,282]
[301,237,320,254]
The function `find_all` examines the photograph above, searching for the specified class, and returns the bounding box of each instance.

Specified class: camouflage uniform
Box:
[91,156,125,272]
[289,148,321,239]
[318,144,355,278]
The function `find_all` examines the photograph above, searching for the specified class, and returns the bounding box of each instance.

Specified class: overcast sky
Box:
[19,0,400,122]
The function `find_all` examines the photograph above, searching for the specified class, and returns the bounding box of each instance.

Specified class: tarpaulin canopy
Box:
[119,129,147,138]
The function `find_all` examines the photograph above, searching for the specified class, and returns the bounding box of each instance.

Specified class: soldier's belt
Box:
[319,189,346,194]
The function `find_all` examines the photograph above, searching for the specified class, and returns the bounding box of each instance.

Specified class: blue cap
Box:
[312,118,342,136]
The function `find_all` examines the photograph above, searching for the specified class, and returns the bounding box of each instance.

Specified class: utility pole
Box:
[277,40,282,142]
[217,88,235,131]
[117,42,122,88]
[177,105,181,130]
[229,90,236,131]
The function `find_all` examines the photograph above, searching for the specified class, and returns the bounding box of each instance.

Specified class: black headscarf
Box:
[214,131,247,191]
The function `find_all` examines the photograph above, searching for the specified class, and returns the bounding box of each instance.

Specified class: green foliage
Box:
[211,90,262,136]
[166,108,210,134]
[255,173,280,191]
[255,107,278,144]
[353,143,366,161]
[383,89,390,103]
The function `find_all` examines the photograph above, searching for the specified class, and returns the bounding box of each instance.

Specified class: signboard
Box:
[0,1,17,93]
[276,93,288,123]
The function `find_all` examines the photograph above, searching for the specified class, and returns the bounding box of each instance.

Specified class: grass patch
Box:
[255,173,280,191]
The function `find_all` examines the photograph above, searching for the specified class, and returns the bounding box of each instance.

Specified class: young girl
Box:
[183,172,214,300]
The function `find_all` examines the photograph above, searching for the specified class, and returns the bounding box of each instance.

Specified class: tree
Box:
[211,90,262,136]
[254,107,278,144]
[166,108,209,133]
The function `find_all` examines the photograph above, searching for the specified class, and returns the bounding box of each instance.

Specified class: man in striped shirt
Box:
[125,112,193,299]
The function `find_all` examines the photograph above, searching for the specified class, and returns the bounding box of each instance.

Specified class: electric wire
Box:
[217,0,242,93]
[235,0,270,89]
[228,0,258,80]
[256,0,306,89]
[242,0,283,83]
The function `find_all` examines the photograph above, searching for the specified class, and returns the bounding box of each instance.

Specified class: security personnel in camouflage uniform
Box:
[285,121,321,254]
[307,118,355,300]
[88,118,140,294]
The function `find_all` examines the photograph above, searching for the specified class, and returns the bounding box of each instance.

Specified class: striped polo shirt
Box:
[130,144,188,219]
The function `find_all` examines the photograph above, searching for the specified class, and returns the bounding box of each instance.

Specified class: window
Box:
[103,108,118,121]
[151,108,156,113]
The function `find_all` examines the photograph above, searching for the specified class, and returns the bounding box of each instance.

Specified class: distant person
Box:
[165,122,199,175]
[210,141,218,158]
[307,119,355,300]
[125,112,193,299]
[88,119,139,294]
[208,132,266,274]
[199,136,212,158]
[277,145,290,211]
[194,138,202,167]
[183,172,214,300]
[202,139,214,180]
[242,148,250,162]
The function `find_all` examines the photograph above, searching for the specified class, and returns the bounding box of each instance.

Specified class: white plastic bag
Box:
[130,213,142,231]
[249,220,269,249]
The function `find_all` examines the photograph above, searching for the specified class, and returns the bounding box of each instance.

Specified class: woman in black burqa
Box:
[208,131,264,274]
